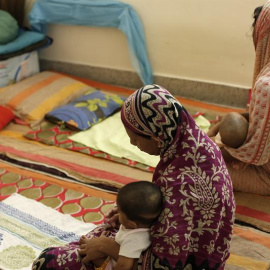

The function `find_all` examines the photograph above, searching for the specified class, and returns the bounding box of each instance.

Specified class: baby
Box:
[79,181,163,270]
[218,112,249,148]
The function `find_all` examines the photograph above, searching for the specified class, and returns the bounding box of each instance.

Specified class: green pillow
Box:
[0,10,19,45]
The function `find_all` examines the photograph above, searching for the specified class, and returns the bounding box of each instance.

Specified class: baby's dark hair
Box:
[117,181,163,227]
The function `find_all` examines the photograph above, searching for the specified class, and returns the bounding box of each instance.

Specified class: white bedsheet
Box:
[0,193,96,270]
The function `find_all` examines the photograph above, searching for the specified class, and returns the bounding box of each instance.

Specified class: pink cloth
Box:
[225,2,270,166]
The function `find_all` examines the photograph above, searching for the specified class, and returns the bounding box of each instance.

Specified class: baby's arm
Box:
[114,256,135,270]
[207,121,221,138]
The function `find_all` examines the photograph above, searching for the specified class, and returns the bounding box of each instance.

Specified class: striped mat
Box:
[0,160,269,269]
[0,75,269,268]
[227,225,270,270]
[234,191,270,233]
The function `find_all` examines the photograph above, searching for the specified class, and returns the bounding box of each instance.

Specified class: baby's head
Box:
[219,112,249,148]
[116,181,163,229]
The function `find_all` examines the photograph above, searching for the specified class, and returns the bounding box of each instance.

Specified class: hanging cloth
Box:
[28,0,153,85]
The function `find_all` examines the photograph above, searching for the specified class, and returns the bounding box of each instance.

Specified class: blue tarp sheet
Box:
[29,0,153,85]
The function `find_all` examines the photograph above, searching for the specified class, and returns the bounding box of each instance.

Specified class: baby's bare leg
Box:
[132,259,138,270]
[92,257,108,268]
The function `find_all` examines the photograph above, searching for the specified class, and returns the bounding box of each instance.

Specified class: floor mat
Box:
[0,161,116,225]
[235,191,270,233]
[0,123,153,190]
[24,120,156,172]
[225,224,270,270]
[2,126,270,233]
[1,181,270,270]
[0,156,270,269]
[1,76,269,268]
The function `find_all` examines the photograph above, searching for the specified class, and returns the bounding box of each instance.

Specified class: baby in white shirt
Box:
[79,181,163,270]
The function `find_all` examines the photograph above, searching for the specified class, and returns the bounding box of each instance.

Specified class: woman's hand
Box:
[78,235,120,264]
[78,236,106,264]
[104,206,120,229]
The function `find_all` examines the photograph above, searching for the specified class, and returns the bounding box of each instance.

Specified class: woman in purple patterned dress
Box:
[32,85,235,270]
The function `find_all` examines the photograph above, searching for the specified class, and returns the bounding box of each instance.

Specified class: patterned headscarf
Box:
[121,84,183,154]
[121,85,235,269]
[226,1,270,165]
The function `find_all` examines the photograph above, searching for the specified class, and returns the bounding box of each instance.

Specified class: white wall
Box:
[26,0,266,88]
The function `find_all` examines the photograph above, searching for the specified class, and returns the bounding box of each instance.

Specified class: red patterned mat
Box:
[0,161,116,225]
